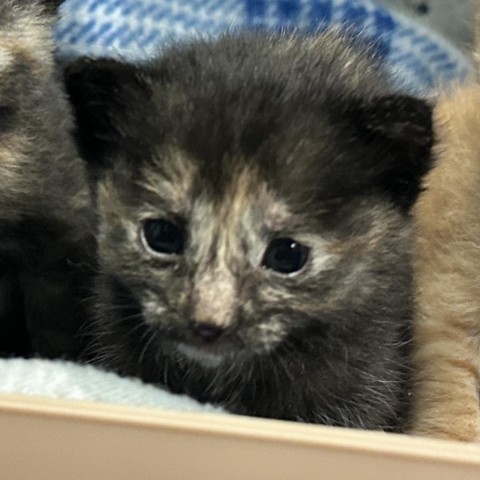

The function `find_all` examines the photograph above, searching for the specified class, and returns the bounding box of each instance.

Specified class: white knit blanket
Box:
[0,358,223,413]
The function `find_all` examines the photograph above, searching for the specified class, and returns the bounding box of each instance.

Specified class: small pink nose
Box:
[190,322,224,343]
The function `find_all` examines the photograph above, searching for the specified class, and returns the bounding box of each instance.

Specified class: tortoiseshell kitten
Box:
[65,30,433,430]
[0,0,93,358]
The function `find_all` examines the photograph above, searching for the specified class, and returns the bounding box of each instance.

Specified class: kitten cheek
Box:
[141,299,168,325]
[309,248,341,276]
[249,319,287,351]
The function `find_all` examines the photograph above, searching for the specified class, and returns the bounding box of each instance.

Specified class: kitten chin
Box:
[66,30,433,429]
[0,0,94,358]
[175,343,227,369]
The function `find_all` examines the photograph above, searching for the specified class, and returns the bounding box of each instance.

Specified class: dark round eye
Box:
[143,219,185,255]
[262,238,309,274]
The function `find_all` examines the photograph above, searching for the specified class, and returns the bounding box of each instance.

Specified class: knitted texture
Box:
[55,0,471,92]
[0,358,223,412]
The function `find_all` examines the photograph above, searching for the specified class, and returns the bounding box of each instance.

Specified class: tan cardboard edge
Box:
[1,391,480,465]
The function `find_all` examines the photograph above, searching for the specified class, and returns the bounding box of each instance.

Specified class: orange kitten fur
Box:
[411,84,480,441]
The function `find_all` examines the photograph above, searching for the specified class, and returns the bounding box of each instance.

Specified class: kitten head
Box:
[66,31,432,428]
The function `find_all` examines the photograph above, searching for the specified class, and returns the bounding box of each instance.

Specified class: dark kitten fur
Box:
[0,0,93,357]
[65,30,432,429]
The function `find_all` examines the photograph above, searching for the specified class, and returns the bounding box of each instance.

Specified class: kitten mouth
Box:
[176,342,229,368]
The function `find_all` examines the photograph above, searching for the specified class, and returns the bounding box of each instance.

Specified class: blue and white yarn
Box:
[55,0,472,93]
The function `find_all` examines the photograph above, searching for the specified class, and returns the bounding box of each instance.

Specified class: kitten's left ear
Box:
[354,94,433,210]
[359,94,432,151]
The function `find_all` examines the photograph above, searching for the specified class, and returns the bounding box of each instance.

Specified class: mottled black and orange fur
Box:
[0,0,93,358]
[64,30,433,429]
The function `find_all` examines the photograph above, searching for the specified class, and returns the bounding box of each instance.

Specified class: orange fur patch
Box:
[411,85,480,441]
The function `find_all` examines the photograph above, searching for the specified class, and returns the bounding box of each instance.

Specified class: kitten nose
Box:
[190,321,224,343]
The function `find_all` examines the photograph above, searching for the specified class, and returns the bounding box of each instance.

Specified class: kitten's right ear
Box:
[39,0,65,15]
[63,58,142,170]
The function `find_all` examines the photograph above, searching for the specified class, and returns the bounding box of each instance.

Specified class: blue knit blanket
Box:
[55,0,471,93]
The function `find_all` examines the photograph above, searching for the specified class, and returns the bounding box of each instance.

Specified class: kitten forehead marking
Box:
[142,150,291,228]
[142,148,198,215]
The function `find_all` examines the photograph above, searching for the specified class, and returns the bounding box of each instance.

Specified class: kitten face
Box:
[98,149,407,364]
[66,31,432,428]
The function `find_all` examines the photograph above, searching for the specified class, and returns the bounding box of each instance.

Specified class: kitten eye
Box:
[142,219,185,255]
[262,238,309,274]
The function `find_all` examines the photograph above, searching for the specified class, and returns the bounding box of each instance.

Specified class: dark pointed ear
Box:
[353,94,433,210]
[40,0,65,14]
[63,58,142,171]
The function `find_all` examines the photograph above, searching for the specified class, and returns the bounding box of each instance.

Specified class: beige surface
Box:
[0,393,479,480]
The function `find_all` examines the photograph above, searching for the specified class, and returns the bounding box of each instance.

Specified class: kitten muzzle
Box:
[176,341,230,368]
